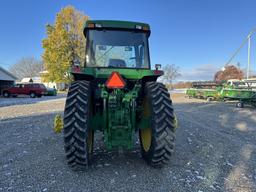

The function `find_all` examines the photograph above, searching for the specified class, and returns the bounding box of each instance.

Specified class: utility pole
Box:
[247,33,251,79]
[225,29,255,79]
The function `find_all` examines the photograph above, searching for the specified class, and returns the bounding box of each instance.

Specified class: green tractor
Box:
[63,20,177,169]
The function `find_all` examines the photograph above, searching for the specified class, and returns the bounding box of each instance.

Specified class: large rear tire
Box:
[63,80,94,169]
[139,82,176,167]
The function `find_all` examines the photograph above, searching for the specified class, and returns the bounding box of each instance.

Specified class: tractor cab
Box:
[83,20,151,69]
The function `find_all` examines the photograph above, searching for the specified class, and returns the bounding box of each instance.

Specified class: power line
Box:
[225,28,256,79]
[225,36,248,66]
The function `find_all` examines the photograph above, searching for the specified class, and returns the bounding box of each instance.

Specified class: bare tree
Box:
[159,64,181,88]
[9,57,44,80]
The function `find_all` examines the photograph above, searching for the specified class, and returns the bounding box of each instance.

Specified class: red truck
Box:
[2,83,47,98]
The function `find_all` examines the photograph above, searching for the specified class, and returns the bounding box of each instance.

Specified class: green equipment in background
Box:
[62,20,177,169]
[186,81,222,101]
[186,80,256,108]
[220,88,256,108]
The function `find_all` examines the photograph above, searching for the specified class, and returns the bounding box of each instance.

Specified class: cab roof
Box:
[84,20,151,36]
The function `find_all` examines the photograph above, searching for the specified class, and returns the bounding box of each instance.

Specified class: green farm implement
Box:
[62,20,177,169]
[186,81,221,101]
[186,88,219,101]
[186,81,256,108]
[220,88,256,108]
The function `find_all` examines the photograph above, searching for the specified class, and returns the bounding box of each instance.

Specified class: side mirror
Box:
[155,64,162,70]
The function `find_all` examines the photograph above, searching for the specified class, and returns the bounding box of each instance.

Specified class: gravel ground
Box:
[0,94,67,108]
[0,93,256,192]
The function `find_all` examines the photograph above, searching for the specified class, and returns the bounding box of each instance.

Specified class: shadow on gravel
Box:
[174,101,256,191]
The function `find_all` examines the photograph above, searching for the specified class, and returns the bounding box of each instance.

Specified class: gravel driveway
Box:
[0,94,255,192]
[0,94,67,108]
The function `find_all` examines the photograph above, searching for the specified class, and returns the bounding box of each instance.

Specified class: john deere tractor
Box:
[63,20,176,168]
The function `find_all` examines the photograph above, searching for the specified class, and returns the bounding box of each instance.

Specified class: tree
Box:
[214,65,244,82]
[9,57,43,80]
[42,6,89,83]
[159,64,181,87]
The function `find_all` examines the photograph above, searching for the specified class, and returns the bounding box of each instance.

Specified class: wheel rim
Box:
[141,128,152,152]
[140,97,152,152]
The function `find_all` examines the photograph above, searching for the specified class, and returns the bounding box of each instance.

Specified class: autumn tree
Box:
[214,65,244,82]
[42,6,89,82]
[9,57,43,80]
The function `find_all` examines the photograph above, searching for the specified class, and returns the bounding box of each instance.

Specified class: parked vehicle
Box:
[44,87,57,96]
[2,83,47,98]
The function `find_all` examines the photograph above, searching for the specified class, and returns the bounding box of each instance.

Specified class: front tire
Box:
[139,82,176,167]
[63,81,94,169]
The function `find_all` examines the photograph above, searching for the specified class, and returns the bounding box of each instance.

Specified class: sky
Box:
[0,0,256,81]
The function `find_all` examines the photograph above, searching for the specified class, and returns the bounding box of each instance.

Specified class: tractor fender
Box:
[72,72,95,81]
[141,75,159,83]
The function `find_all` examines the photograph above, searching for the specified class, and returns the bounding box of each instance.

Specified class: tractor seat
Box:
[108,59,126,68]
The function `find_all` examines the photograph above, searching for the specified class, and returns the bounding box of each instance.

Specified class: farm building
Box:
[0,66,17,95]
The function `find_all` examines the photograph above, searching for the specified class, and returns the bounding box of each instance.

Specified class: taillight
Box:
[72,66,81,73]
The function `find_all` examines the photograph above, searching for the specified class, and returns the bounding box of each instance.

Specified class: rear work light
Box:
[88,23,95,28]
[142,26,149,31]
[135,25,142,30]
[135,25,149,31]
[95,23,102,28]
[105,72,126,89]
[88,23,102,28]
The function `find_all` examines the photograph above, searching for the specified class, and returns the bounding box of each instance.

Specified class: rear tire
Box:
[30,92,36,98]
[63,80,94,169]
[139,82,176,168]
[3,91,10,98]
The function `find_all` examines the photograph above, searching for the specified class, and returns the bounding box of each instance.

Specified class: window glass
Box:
[86,30,150,68]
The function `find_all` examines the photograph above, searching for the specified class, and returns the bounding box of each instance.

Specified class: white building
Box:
[21,76,66,90]
[0,66,17,95]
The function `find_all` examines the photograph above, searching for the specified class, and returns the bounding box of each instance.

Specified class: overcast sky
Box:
[0,0,255,81]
